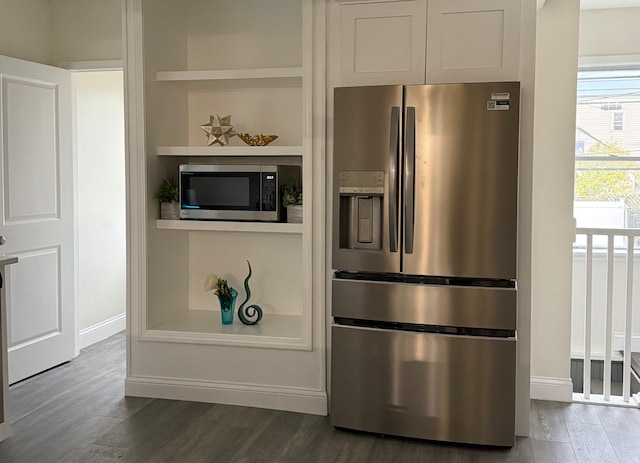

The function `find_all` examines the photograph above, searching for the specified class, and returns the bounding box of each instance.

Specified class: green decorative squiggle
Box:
[238,260,263,325]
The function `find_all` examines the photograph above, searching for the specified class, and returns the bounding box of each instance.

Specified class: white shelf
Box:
[156,67,303,83]
[156,219,303,234]
[143,311,306,350]
[156,146,304,157]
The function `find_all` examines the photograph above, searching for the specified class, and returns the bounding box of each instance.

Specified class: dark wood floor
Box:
[1,333,640,462]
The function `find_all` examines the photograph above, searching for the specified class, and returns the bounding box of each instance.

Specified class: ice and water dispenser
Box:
[337,171,385,251]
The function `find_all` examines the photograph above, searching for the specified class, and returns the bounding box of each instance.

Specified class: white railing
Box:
[574,228,640,406]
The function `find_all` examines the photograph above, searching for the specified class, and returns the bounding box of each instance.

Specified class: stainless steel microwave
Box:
[179,164,298,222]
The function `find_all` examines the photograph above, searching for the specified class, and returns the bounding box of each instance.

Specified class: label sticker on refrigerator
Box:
[491,92,511,100]
[487,100,510,111]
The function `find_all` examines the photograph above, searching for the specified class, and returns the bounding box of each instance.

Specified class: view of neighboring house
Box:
[574,68,640,234]
[571,67,640,398]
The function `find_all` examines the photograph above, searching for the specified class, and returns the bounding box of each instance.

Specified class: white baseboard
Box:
[613,333,640,352]
[530,376,573,402]
[125,375,328,416]
[79,313,126,350]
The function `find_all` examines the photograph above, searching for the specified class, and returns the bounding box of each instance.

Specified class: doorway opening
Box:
[73,69,126,351]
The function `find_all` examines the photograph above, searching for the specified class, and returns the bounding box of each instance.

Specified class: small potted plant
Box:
[155,176,179,220]
[282,183,302,223]
[204,273,238,325]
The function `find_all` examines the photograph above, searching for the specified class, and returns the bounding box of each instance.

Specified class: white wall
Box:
[74,71,126,334]
[0,0,51,64]
[530,0,580,401]
[579,7,640,57]
[50,0,122,65]
[0,0,122,66]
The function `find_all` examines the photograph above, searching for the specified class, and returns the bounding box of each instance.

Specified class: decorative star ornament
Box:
[200,114,237,146]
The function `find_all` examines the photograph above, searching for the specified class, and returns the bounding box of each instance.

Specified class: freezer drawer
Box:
[330,325,516,447]
[332,278,516,331]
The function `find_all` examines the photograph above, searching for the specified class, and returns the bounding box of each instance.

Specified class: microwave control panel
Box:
[262,172,277,211]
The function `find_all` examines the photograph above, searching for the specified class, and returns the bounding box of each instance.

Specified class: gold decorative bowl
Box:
[237,133,278,146]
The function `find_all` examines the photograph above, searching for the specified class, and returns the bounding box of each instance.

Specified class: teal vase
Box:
[217,289,238,325]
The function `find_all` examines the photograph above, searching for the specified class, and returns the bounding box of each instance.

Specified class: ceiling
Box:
[580,0,640,9]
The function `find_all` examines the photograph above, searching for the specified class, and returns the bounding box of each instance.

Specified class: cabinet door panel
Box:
[426,0,521,83]
[338,0,427,86]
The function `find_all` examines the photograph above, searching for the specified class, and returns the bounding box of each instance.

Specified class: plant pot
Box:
[160,202,180,220]
[286,205,302,223]
[217,289,238,325]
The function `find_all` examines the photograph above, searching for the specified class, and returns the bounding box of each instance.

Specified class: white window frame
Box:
[611,110,625,131]
[575,55,640,241]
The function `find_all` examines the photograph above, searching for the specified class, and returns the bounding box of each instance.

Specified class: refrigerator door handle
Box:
[388,106,400,253]
[405,106,416,254]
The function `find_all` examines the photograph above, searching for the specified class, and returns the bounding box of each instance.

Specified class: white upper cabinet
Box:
[332,0,521,86]
[426,0,521,83]
[337,0,427,85]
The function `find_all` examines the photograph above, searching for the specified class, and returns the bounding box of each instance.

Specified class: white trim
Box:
[312,0,328,409]
[123,0,147,375]
[304,0,315,356]
[59,60,124,71]
[72,67,80,358]
[573,392,640,408]
[0,260,18,441]
[613,333,640,352]
[581,0,640,11]
[530,376,574,402]
[571,351,624,361]
[578,54,640,69]
[156,67,303,82]
[139,327,309,351]
[125,375,328,415]
[516,0,536,438]
[79,313,126,350]
[155,219,303,234]
[156,145,303,156]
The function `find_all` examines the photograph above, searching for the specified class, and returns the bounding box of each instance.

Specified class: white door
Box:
[0,55,75,384]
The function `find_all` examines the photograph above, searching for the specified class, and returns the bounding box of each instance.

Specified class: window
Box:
[574,68,640,248]
[612,110,625,131]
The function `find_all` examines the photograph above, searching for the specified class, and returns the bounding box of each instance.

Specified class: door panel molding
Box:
[2,76,60,222]
[6,246,61,348]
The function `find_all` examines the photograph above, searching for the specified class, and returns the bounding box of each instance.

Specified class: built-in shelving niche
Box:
[141,0,310,352]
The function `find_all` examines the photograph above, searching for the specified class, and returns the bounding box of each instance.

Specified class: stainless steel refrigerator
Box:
[331,82,520,447]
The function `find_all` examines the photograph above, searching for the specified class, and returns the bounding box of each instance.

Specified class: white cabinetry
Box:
[124,0,326,415]
[426,0,521,83]
[337,0,427,85]
[331,0,521,86]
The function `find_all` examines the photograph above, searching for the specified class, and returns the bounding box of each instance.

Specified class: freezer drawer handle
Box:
[388,106,400,253]
[405,106,416,254]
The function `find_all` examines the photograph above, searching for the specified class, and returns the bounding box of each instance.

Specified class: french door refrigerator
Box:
[331,82,520,447]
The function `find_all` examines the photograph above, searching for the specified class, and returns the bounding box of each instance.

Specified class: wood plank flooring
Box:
[1,332,640,462]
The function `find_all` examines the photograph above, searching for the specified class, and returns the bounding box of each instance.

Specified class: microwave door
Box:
[179,164,280,222]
